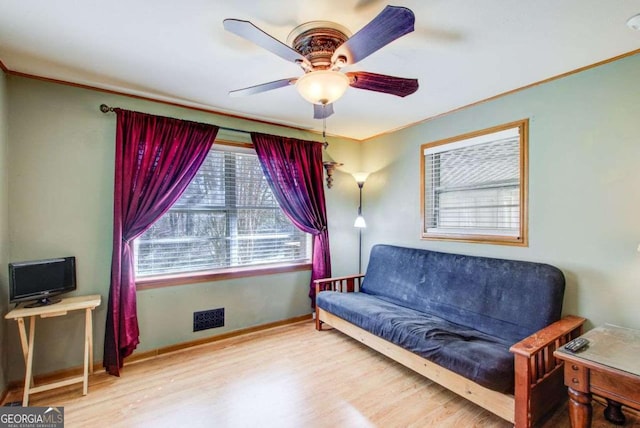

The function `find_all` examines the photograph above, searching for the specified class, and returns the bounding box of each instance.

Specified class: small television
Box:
[9,257,76,307]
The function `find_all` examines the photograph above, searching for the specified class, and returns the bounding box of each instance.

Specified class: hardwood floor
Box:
[4,321,639,427]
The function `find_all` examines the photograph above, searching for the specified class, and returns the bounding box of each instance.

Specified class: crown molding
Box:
[3,48,638,143]
[365,48,640,141]
[3,68,360,143]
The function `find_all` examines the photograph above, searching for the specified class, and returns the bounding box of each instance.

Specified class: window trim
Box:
[136,261,312,290]
[134,139,313,288]
[420,119,529,246]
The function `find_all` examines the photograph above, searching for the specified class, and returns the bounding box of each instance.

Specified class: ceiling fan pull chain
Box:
[322,111,329,150]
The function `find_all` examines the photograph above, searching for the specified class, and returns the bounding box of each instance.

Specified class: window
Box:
[134,143,312,283]
[421,119,528,245]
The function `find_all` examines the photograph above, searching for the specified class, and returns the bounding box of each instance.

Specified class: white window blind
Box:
[423,127,522,238]
[134,146,311,277]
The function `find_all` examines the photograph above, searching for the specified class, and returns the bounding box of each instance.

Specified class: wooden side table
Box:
[5,294,101,405]
[554,324,640,428]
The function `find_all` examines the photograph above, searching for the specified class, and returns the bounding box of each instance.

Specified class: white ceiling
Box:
[1,1,639,140]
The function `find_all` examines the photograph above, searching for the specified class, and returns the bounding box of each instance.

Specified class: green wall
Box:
[8,51,637,384]
[0,69,9,394]
[362,53,640,330]
[4,76,361,381]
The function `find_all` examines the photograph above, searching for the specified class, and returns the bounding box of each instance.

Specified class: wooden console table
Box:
[554,324,640,428]
[5,294,101,405]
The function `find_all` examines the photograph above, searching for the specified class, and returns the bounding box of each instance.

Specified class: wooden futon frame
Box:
[315,275,586,427]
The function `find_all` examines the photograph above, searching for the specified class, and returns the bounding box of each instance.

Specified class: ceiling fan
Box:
[223,5,419,119]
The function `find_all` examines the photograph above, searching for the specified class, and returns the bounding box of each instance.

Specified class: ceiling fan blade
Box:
[223,19,311,68]
[313,103,335,119]
[229,78,297,97]
[346,72,418,97]
[331,6,414,66]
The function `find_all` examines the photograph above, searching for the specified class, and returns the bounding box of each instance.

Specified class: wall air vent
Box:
[193,308,225,332]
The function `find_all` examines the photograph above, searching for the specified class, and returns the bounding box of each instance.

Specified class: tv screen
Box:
[9,257,76,307]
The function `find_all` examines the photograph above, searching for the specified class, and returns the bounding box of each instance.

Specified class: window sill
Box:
[421,232,527,246]
[136,262,313,290]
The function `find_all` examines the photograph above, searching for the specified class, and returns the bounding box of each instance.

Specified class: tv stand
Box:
[24,297,62,308]
[4,294,101,405]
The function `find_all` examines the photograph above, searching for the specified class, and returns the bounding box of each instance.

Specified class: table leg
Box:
[604,399,625,425]
[88,309,94,374]
[22,316,37,406]
[16,318,29,365]
[568,387,592,428]
[16,318,35,388]
[83,308,91,395]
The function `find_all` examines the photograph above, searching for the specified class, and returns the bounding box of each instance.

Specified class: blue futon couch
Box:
[315,244,585,427]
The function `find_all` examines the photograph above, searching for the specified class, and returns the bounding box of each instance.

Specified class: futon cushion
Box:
[317,291,515,393]
[361,245,565,344]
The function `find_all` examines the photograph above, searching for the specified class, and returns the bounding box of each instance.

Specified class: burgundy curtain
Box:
[251,132,331,307]
[104,109,219,376]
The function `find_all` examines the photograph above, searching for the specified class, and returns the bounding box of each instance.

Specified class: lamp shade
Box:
[296,70,350,105]
[352,172,370,185]
[354,215,367,228]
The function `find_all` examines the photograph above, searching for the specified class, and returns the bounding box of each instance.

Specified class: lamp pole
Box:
[357,182,364,273]
[352,172,369,274]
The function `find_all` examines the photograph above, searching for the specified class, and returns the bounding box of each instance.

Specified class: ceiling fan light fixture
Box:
[296,70,350,105]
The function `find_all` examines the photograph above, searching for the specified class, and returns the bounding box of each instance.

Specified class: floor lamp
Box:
[353,172,369,274]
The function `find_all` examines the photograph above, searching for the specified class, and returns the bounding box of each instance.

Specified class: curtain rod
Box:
[99,104,251,135]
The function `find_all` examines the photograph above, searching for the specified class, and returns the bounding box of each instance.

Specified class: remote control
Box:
[564,337,589,353]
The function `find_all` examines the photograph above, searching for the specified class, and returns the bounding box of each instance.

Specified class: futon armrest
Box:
[510,315,586,427]
[314,274,365,294]
[510,314,586,358]
[314,274,365,331]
